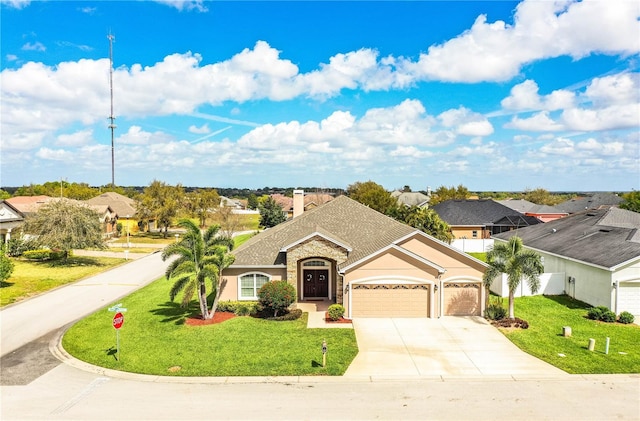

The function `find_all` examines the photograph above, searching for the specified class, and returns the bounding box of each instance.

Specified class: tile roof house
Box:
[220,194,487,318]
[496,199,568,222]
[270,192,335,219]
[493,207,640,320]
[556,192,623,214]
[0,201,26,244]
[85,192,146,233]
[431,199,542,240]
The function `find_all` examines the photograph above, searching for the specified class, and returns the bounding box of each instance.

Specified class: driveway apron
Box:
[344,316,567,378]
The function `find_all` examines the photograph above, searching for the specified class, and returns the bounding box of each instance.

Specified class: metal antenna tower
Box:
[108,33,116,186]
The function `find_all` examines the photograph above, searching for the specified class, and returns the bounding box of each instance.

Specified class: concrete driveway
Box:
[344,316,567,378]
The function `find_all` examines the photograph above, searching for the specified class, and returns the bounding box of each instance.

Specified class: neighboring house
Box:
[220,196,244,209]
[431,199,542,239]
[497,199,568,222]
[271,191,334,219]
[556,192,623,214]
[220,194,487,318]
[493,207,640,320]
[86,192,141,233]
[391,190,431,208]
[3,196,116,239]
[0,201,25,244]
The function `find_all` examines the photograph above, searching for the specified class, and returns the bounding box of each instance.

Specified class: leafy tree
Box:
[247,194,259,210]
[0,248,14,284]
[259,196,286,228]
[22,199,106,261]
[482,236,543,319]
[162,219,235,320]
[186,188,220,227]
[136,180,184,237]
[388,205,453,243]
[522,188,564,206]
[347,181,396,214]
[620,190,640,213]
[429,184,471,206]
[215,206,244,238]
[0,189,11,200]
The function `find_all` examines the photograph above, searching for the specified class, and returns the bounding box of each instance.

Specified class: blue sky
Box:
[1,0,638,192]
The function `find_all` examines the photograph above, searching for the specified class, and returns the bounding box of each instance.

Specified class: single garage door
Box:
[443,282,481,316]
[351,284,430,317]
[618,282,640,319]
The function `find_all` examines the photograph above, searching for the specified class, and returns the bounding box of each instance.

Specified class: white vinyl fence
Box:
[490,272,565,297]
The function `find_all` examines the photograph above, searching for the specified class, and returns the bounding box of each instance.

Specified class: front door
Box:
[303,269,328,298]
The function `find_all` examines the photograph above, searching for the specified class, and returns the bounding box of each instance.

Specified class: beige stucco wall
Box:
[450,226,488,239]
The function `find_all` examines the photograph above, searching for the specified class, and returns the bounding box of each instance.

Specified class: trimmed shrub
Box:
[263,308,303,321]
[216,300,259,316]
[23,249,52,260]
[6,238,38,257]
[258,280,296,317]
[600,310,616,323]
[587,306,609,320]
[327,304,345,321]
[485,303,507,321]
[618,311,635,324]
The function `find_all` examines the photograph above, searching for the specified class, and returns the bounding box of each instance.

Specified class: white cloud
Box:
[576,138,624,156]
[153,0,208,12]
[188,123,210,134]
[584,73,639,107]
[22,41,45,51]
[561,103,640,131]
[438,107,494,137]
[6,54,18,61]
[117,126,175,145]
[408,0,639,83]
[505,111,565,131]
[501,79,575,111]
[540,138,576,156]
[1,0,30,9]
[56,129,93,147]
[389,146,433,158]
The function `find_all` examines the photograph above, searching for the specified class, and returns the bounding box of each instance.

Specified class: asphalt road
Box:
[1,252,639,420]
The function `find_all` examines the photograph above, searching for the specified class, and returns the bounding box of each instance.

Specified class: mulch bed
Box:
[490,317,529,329]
[324,312,352,324]
[185,312,236,326]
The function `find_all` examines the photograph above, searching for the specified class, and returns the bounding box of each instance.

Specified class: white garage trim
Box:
[616,281,640,319]
[346,276,435,319]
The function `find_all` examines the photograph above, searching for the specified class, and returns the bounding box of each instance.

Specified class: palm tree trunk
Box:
[508,290,515,319]
[208,275,223,319]
[199,283,210,319]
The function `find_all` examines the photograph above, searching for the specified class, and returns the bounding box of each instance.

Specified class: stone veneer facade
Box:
[285,236,349,303]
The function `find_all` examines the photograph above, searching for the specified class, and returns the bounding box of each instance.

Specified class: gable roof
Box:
[493,207,640,270]
[431,199,541,227]
[85,192,136,217]
[496,199,567,215]
[0,200,25,222]
[556,192,623,214]
[231,195,416,269]
[5,196,55,214]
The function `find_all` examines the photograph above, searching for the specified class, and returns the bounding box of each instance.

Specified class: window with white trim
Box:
[239,273,270,300]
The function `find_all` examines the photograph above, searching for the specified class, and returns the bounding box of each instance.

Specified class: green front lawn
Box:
[1,256,126,307]
[62,277,358,376]
[502,295,640,374]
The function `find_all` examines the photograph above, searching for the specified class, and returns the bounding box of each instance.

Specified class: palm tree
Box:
[482,236,543,319]
[162,219,234,320]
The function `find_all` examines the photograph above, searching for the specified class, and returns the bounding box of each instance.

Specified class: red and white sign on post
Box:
[108,304,127,361]
[113,312,124,329]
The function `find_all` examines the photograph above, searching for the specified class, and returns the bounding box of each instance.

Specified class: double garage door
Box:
[350,282,481,318]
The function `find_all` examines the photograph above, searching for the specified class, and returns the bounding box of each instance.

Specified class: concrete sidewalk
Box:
[0,252,170,357]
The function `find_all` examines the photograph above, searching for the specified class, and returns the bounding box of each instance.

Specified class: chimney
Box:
[293,189,304,218]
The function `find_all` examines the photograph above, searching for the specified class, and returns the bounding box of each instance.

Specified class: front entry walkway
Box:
[345,317,568,378]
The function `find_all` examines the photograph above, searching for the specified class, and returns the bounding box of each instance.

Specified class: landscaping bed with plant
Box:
[487,295,639,374]
[62,276,358,377]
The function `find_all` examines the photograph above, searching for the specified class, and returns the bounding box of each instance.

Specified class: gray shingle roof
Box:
[391,191,430,207]
[556,192,623,214]
[431,199,541,227]
[497,199,566,215]
[231,195,416,269]
[493,207,640,269]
